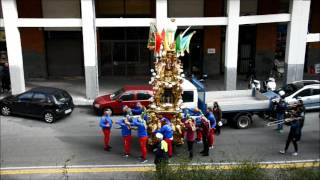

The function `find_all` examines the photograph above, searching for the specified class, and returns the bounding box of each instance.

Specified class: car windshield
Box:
[277,84,300,97]
[53,91,70,103]
[111,88,124,100]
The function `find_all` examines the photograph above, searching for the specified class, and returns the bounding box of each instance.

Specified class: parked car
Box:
[279,83,320,110]
[93,85,153,115]
[0,87,74,123]
[276,80,320,96]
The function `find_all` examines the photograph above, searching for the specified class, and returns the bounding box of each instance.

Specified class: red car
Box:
[93,85,153,115]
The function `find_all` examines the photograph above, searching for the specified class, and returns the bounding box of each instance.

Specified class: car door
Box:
[136,91,152,107]
[292,88,312,109]
[14,92,34,115]
[30,93,50,117]
[309,88,320,109]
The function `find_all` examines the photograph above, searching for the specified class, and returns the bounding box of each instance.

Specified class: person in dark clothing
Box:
[1,63,10,92]
[154,132,169,176]
[276,98,287,132]
[184,118,196,159]
[279,112,301,156]
[199,116,210,156]
[295,100,305,130]
[212,102,222,135]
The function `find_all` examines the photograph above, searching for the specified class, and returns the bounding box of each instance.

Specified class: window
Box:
[18,92,34,102]
[182,91,194,103]
[294,89,312,98]
[312,89,320,95]
[33,93,47,103]
[120,93,134,101]
[137,93,151,100]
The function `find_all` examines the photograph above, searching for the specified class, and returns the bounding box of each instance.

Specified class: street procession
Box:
[97,20,308,168]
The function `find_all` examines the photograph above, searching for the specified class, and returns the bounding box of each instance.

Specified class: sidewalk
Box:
[23,76,251,106]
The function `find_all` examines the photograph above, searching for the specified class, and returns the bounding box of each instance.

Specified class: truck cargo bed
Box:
[205,90,270,112]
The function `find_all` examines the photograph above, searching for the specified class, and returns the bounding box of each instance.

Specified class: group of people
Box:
[99,95,305,167]
[99,103,149,163]
[183,102,222,158]
[99,101,223,164]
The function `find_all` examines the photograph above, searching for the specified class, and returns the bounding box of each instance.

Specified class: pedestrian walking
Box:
[279,112,302,156]
[212,102,222,135]
[153,132,169,176]
[199,116,210,156]
[132,117,148,163]
[116,116,132,157]
[206,108,216,149]
[184,118,196,159]
[99,110,113,151]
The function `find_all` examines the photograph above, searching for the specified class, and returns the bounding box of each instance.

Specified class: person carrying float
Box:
[132,117,149,163]
[155,117,174,158]
[116,116,132,158]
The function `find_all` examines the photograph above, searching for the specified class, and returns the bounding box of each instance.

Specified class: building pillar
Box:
[1,0,25,94]
[156,0,167,30]
[284,0,311,84]
[224,0,240,90]
[80,0,99,99]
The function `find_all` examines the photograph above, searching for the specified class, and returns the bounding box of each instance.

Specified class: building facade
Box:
[0,0,319,99]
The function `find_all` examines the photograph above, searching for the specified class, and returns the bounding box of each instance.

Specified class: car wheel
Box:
[235,115,251,129]
[44,112,55,123]
[1,106,11,116]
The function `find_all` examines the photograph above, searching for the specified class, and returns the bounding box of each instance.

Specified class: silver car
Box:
[282,84,320,110]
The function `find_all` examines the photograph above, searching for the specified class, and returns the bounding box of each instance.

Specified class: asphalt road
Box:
[0,107,319,179]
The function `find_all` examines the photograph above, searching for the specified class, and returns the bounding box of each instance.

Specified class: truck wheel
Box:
[236,115,251,129]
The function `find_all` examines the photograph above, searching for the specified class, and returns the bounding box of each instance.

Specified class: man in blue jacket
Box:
[132,117,148,163]
[99,110,113,151]
[132,102,145,115]
[116,116,132,157]
[157,117,174,158]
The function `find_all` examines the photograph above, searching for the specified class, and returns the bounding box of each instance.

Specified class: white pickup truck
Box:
[189,78,278,129]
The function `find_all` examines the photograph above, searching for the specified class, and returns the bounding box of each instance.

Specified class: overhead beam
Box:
[239,14,291,25]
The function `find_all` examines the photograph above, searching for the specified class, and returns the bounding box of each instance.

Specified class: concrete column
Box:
[156,0,167,30]
[284,0,311,84]
[224,0,240,90]
[1,0,25,94]
[80,0,99,99]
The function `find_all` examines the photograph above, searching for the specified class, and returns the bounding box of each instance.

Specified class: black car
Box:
[0,87,74,123]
